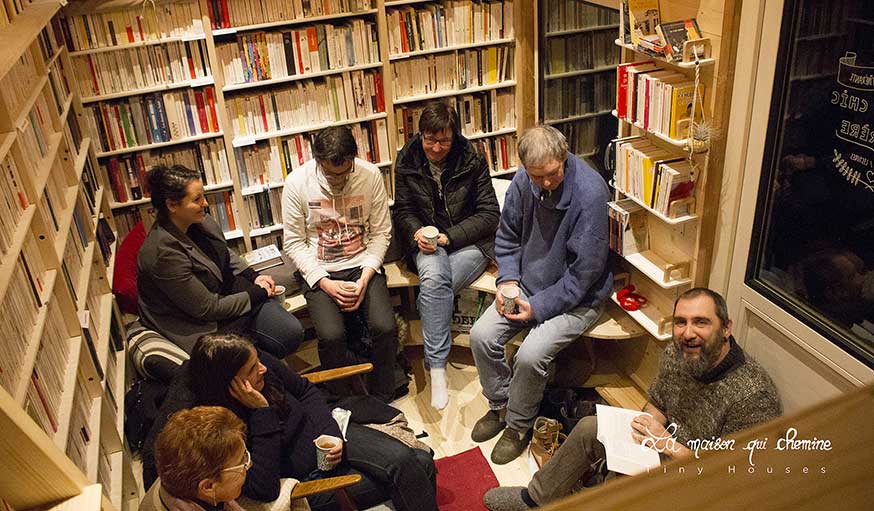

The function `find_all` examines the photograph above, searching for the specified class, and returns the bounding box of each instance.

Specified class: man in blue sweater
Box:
[469,125,612,464]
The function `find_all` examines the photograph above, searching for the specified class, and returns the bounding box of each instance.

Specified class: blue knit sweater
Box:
[495,153,612,323]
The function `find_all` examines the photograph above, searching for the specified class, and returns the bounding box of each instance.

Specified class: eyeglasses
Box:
[422,136,452,147]
[221,449,252,473]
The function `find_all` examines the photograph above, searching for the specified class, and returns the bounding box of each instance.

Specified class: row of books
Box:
[207,191,241,233]
[66,369,95,473]
[0,0,29,29]
[216,20,379,85]
[386,0,514,55]
[71,39,213,98]
[394,88,513,145]
[62,217,87,303]
[613,136,696,217]
[95,217,116,272]
[616,61,705,141]
[471,134,518,174]
[47,58,72,118]
[113,206,151,241]
[0,40,48,120]
[17,87,59,166]
[392,46,514,99]
[0,232,48,394]
[244,188,283,231]
[235,118,388,187]
[97,443,113,499]
[543,73,614,121]
[206,0,374,30]
[555,115,612,156]
[103,139,232,204]
[543,0,618,34]
[0,150,30,258]
[24,301,70,436]
[544,30,618,75]
[607,198,648,256]
[226,70,385,139]
[85,85,222,153]
[60,0,205,52]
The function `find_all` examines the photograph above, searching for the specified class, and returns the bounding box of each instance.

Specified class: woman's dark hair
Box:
[418,100,459,137]
[189,333,289,418]
[155,406,246,499]
[147,164,201,217]
[313,126,358,166]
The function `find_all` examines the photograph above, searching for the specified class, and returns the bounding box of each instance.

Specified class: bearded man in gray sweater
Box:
[483,287,783,511]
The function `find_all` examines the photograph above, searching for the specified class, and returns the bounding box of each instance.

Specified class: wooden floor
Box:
[391,358,535,488]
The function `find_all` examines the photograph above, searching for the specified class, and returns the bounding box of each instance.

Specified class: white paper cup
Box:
[272,285,286,301]
[315,434,341,471]
[421,225,439,248]
[501,286,520,313]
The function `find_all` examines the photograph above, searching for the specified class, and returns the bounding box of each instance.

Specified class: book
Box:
[595,404,660,475]
[657,18,703,62]
[627,0,661,46]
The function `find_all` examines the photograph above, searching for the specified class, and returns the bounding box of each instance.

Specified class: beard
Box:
[672,336,725,379]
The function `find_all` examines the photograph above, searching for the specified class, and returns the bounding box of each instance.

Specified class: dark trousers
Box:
[303,267,398,402]
[306,423,438,511]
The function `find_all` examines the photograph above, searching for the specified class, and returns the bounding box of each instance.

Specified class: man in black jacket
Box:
[393,101,500,410]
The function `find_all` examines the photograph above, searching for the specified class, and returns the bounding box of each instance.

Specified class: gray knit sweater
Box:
[648,337,782,446]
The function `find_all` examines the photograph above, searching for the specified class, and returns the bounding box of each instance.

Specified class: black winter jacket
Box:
[392,134,500,270]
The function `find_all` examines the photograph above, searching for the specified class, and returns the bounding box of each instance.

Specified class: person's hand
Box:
[414,228,437,255]
[229,377,268,409]
[495,282,519,316]
[503,296,534,322]
[254,275,275,294]
[630,414,687,458]
[436,233,449,246]
[319,278,358,309]
[320,438,344,469]
[343,267,376,312]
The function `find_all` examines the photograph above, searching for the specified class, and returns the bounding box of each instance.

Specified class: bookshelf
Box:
[0,2,136,510]
[605,0,723,344]
[60,0,535,254]
[537,0,620,170]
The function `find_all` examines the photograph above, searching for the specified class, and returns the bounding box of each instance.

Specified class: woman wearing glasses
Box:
[140,406,251,511]
[142,333,438,511]
[393,100,501,410]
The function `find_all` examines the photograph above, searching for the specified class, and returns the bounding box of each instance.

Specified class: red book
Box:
[257,95,268,131]
[222,191,236,230]
[113,104,127,147]
[373,73,385,112]
[616,63,632,119]
[186,43,196,79]
[399,15,409,53]
[86,55,100,95]
[205,87,219,132]
[136,15,144,41]
[294,31,305,74]
[108,158,128,202]
[135,154,149,197]
[193,90,209,133]
[125,22,135,43]
[294,136,304,166]
[499,137,508,169]
[219,0,230,29]
[205,0,216,29]
[31,372,58,432]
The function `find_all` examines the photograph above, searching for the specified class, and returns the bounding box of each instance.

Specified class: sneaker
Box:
[483,487,534,511]
[471,408,506,442]
[491,427,532,465]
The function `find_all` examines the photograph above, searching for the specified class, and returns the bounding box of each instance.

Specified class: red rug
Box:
[435,447,500,511]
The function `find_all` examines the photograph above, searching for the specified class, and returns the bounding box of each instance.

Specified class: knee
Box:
[368,312,397,340]
[316,323,346,347]
[513,346,548,376]
[569,416,599,445]
[417,262,452,291]
[414,449,437,482]
[469,320,495,354]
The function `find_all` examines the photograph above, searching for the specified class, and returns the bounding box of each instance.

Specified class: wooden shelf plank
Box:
[95,131,224,158]
[231,113,387,146]
[85,395,102,483]
[110,180,233,209]
[52,185,83,263]
[68,33,207,56]
[544,64,617,81]
[211,9,378,35]
[545,23,620,38]
[613,39,715,69]
[74,243,97,311]
[393,80,516,105]
[616,189,698,225]
[610,292,671,341]
[0,204,37,301]
[223,62,382,92]
[80,77,215,103]
[389,37,514,61]
[624,251,692,289]
[95,293,114,388]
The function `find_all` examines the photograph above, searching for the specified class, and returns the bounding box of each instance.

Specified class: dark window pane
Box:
[747,0,874,366]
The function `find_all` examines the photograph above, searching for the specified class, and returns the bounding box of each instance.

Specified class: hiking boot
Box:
[491,427,532,465]
[529,417,566,470]
[472,408,506,442]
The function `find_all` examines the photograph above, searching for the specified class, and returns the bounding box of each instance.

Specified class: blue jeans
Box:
[248,299,304,359]
[469,292,604,432]
[415,245,488,369]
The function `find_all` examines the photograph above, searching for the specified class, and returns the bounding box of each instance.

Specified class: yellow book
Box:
[669,82,703,139]
[487,47,498,84]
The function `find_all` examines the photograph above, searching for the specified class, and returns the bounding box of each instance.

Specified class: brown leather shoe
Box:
[529,417,566,470]
[491,427,532,465]
[472,408,507,442]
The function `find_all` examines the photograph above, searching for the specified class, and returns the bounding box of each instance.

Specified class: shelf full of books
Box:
[607,0,718,340]
[0,4,133,509]
[538,0,620,169]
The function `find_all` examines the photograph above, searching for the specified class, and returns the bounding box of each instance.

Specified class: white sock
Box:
[430,367,449,410]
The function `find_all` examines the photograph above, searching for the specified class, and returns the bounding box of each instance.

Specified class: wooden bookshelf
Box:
[0,3,131,509]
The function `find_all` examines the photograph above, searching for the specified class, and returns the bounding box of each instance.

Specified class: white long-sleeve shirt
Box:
[282,158,391,287]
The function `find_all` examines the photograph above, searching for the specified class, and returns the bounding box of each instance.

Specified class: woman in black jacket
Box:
[142,333,438,511]
[137,165,303,380]
[393,101,500,410]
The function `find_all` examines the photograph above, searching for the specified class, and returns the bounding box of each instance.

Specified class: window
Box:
[747,0,874,367]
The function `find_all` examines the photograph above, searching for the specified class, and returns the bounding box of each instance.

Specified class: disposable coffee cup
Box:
[421,226,439,249]
[315,434,341,471]
[501,286,520,314]
[340,281,359,293]
[272,285,286,301]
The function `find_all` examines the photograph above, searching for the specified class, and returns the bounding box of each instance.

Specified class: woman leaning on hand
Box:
[137,164,303,379]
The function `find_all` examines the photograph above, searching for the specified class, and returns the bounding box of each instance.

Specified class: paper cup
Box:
[315,434,341,471]
[340,281,359,293]
[421,225,439,248]
[272,285,286,302]
[501,286,520,313]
